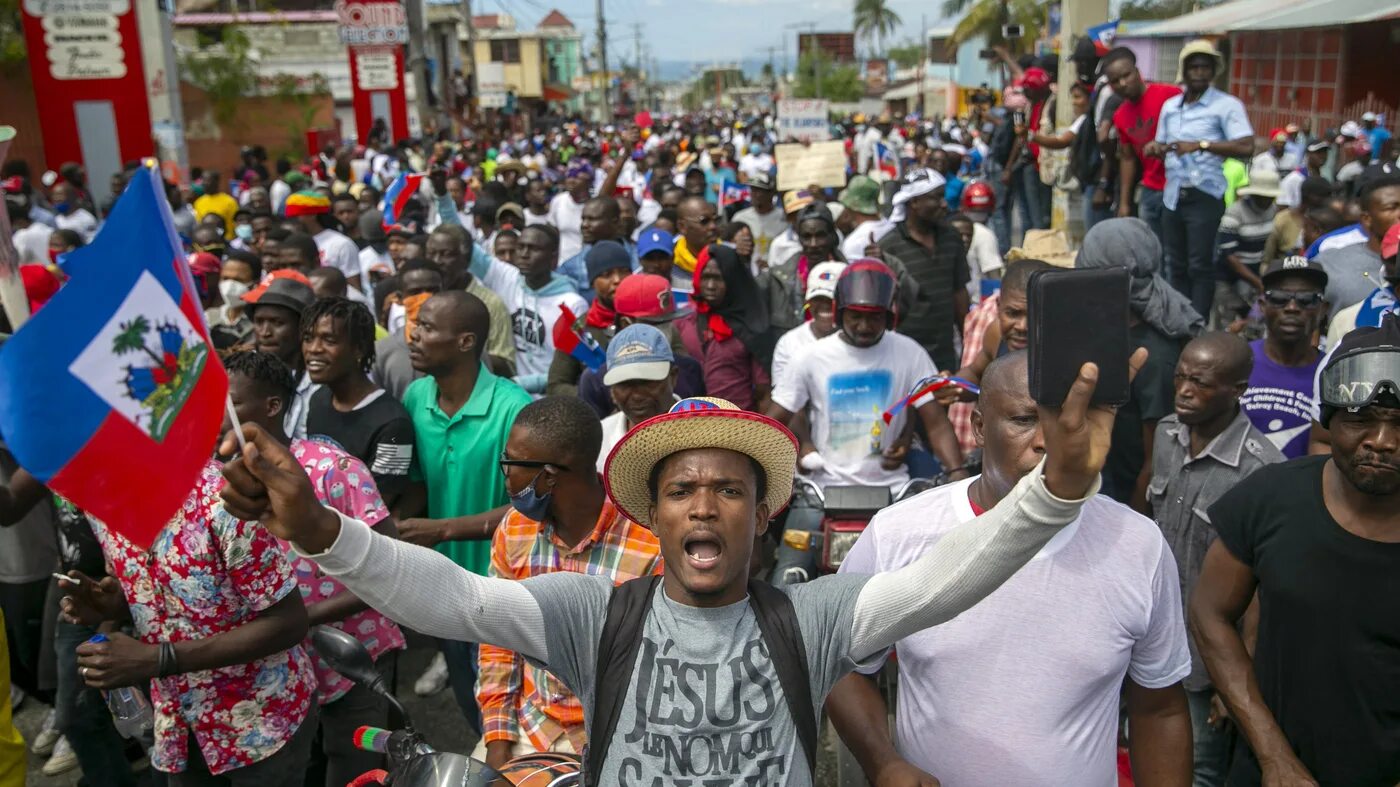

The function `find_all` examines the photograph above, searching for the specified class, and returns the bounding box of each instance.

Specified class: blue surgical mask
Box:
[235,224,254,241]
[508,470,553,521]
[54,202,72,215]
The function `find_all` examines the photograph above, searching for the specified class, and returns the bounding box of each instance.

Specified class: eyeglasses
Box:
[1263,290,1325,308]
[497,452,568,477]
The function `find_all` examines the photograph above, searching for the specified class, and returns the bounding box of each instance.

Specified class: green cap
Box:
[839,176,880,215]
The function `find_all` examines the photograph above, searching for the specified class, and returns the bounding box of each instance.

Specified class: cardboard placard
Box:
[775,140,847,191]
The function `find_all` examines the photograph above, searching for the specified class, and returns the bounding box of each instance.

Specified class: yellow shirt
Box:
[0,610,26,787]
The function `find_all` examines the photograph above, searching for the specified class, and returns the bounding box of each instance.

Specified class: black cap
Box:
[249,278,315,316]
[748,172,776,191]
[1261,255,1328,289]
[586,240,632,283]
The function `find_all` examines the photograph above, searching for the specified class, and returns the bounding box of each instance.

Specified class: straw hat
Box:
[1010,229,1076,267]
[603,397,798,527]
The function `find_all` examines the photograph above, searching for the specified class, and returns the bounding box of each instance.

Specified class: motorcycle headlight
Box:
[825,530,863,570]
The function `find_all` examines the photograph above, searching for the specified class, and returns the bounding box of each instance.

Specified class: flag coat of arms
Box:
[718,180,750,210]
[0,166,228,547]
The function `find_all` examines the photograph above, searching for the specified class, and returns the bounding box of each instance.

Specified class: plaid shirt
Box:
[951,292,999,454]
[477,499,662,752]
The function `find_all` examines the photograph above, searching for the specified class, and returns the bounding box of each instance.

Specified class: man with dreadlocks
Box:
[303,297,416,507]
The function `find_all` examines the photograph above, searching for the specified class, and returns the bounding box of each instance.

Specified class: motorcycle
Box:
[311,626,581,787]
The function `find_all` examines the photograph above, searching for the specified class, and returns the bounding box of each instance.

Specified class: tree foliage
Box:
[1121,0,1223,20]
[939,0,1042,52]
[179,28,260,128]
[887,40,923,69]
[791,50,863,103]
[0,0,25,72]
[853,0,902,56]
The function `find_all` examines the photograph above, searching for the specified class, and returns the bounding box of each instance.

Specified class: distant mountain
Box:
[653,56,795,83]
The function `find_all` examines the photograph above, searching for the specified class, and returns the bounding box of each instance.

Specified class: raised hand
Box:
[1039,348,1149,500]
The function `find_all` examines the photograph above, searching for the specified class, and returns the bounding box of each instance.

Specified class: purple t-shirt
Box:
[1241,340,1321,459]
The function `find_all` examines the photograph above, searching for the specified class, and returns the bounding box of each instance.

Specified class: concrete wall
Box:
[180,80,336,174]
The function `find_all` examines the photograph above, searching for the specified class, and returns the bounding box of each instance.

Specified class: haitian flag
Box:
[718,180,750,210]
[0,165,228,547]
[551,304,606,371]
[1086,19,1119,56]
[876,142,900,179]
[381,172,424,230]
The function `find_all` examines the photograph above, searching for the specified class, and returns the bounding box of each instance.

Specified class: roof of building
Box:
[174,10,337,24]
[538,9,574,27]
[473,13,512,29]
[1128,0,1400,36]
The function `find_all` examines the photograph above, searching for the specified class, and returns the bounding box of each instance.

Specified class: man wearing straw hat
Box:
[218,347,1145,785]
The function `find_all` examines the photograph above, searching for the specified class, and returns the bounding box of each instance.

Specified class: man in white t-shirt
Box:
[287,190,365,292]
[730,173,787,268]
[771,262,845,391]
[766,260,965,583]
[7,196,52,265]
[549,161,593,262]
[948,212,1004,303]
[738,144,775,183]
[828,349,1193,787]
[595,323,678,472]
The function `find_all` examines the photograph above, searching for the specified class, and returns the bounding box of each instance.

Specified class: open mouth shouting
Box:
[683,531,724,571]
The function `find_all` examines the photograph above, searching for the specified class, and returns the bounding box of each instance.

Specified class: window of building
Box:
[489,39,520,63]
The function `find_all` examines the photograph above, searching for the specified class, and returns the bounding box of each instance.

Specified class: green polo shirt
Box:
[404,364,532,575]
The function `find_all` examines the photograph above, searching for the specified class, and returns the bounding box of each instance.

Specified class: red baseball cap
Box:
[613,274,689,323]
[1383,223,1400,261]
[1021,67,1051,92]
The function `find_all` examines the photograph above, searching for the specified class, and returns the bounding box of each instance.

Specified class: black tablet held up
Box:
[1026,267,1131,407]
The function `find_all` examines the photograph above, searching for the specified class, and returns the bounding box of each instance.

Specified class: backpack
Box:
[581,575,819,786]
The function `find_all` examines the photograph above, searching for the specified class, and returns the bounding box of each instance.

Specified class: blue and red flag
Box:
[1086,19,1119,56]
[876,142,900,179]
[718,180,750,210]
[551,304,606,371]
[0,165,228,547]
[881,375,981,424]
[381,172,424,230]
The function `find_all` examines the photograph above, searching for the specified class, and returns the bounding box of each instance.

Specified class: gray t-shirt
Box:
[522,572,871,785]
[1317,243,1384,324]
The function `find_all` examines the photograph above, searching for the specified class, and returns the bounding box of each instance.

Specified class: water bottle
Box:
[87,634,154,739]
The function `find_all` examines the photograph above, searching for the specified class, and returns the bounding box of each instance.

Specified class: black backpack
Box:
[581,575,819,786]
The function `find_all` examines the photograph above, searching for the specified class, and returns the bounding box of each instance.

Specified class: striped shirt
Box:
[477,499,663,752]
[1217,198,1277,281]
[950,293,1000,454]
[879,221,971,371]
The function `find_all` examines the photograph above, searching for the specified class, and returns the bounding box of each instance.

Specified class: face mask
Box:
[219,279,251,304]
[235,224,254,241]
[54,202,71,215]
[508,471,553,521]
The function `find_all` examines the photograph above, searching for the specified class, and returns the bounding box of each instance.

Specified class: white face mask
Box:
[219,279,251,304]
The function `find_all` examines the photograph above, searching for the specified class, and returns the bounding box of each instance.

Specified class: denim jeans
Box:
[772,493,824,585]
[441,639,482,736]
[985,160,1013,254]
[1012,163,1052,235]
[1163,189,1227,319]
[1082,184,1114,232]
[1185,688,1233,787]
[54,619,137,786]
[1138,187,1167,271]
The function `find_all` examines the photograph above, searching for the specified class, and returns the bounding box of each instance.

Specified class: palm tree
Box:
[939,0,1041,52]
[853,0,903,57]
[113,316,164,367]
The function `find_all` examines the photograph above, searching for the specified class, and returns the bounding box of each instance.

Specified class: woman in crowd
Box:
[677,243,774,411]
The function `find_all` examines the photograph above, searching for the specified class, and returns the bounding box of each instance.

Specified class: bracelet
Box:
[157,641,179,678]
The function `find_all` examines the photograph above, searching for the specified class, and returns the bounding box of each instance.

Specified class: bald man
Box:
[674,195,718,290]
[1146,331,1284,784]
[830,350,1193,786]
[395,289,533,732]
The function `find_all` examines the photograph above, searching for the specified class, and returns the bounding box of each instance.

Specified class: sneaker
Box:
[7,684,23,711]
[42,736,80,776]
[414,652,449,697]
[32,708,61,756]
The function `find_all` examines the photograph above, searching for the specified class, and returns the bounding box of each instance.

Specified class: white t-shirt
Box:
[738,153,774,181]
[771,321,823,395]
[841,478,1191,787]
[766,227,801,269]
[548,192,586,262]
[731,205,788,265]
[315,228,363,283]
[56,209,98,243]
[470,246,587,384]
[841,219,894,261]
[965,222,1005,302]
[13,223,53,265]
[1277,169,1304,209]
[597,411,629,474]
[359,246,393,279]
[771,331,937,490]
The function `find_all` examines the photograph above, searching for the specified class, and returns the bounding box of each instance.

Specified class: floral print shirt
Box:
[287,438,405,704]
[90,460,314,776]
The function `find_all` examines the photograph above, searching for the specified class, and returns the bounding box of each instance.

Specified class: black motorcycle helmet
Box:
[834,258,898,327]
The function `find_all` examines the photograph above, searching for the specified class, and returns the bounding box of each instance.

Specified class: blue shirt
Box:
[557,240,641,302]
[1155,87,1254,210]
[1305,223,1364,260]
[1367,126,1392,162]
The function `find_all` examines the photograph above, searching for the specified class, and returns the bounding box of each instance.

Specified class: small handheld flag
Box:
[876,142,901,179]
[1086,19,1119,56]
[551,304,607,371]
[381,172,425,230]
[882,375,981,424]
[0,165,229,547]
[718,180,750,210]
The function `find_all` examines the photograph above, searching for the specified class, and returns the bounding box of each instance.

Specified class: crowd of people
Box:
[1,31,1398,787]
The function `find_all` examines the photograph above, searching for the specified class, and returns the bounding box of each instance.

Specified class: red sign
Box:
[20,0,153,173]
[339,0,408,145]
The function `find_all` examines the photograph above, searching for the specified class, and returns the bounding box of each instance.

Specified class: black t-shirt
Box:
[1102,322,1181,503]
[53,498,106,578]
[306,387,415,502]
[1210,455,1400,786]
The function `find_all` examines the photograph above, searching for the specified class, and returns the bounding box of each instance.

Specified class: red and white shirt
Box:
[91,460,315,776]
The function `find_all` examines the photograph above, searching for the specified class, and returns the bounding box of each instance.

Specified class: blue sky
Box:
[479,0,951,67]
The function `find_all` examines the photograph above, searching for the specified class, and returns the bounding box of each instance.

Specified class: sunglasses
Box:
[497,452,568,477]
[1263,290,1324,308]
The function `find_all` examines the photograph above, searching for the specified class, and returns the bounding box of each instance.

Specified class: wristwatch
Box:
[1199,140,1212,152]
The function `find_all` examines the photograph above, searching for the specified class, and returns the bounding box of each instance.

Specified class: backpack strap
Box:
[583,575,662,787]
[747,580,819,778]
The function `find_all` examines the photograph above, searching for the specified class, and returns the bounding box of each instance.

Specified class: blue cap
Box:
[586,240,632,284]
[603,324,674,386]
[637,226,675,259]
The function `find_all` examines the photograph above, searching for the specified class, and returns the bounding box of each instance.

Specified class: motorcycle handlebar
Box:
[354,725,393,754]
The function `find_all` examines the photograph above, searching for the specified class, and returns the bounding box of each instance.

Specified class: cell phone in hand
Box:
[1026,267,1131,407]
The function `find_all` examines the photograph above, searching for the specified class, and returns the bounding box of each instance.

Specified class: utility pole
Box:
[461,0,478,121]
[633,22,643,111]
[596,0,610,118]
[917,13,926,117]
[404,0,433,134]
